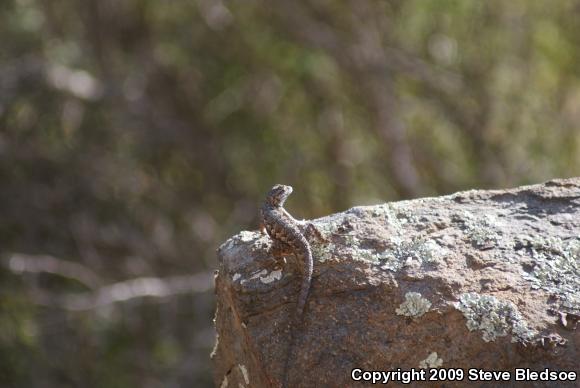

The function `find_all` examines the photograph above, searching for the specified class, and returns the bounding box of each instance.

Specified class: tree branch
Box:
[28,273,214,311]
[5,253,102,289]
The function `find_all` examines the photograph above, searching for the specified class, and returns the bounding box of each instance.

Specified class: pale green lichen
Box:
[307,218,349,262]
[370,203,396,218]
[219,230,261,251]
[342,234,383,263]
[312,216,346,236]
[460,212,502,249]
[313,231,383,263]
[393,211,420,226]
[240,269,282,285]
[356,248,383,263]
[259,269,282,284]
[311,241,335,262]
[380,238,448,271]
[343,234,363,248]
[396,292,432,318]
[348,201,424,229]
[417,240,450,264]
[370,203,406,230]
[419,352,443,368]
[306,204,451,268]
[455,293,537,343]
[515,235,580,312]
[327,230,448,269]
[238,231,258,243]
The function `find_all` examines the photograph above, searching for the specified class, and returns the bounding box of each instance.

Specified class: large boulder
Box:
[212,178,579,387]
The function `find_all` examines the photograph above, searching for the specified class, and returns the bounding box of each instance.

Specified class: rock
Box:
[212,178,580,387]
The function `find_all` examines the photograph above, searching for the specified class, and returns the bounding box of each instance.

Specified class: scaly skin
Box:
[260,184,313,387]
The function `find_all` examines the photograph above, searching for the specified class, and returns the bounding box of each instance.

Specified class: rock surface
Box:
[212,178,580,387]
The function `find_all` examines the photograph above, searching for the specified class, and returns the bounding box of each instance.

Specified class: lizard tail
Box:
[295,250,313,317]
[281,322,297,388]
[282,250,313,387]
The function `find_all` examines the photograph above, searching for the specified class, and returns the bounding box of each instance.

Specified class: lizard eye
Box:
[267,184,293,204]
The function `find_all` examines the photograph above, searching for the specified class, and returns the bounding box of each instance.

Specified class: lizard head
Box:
[266,184,293,207]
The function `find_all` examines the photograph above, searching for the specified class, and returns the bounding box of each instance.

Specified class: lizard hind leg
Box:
[270,239,293,257]
[262,240,292,271]
[303,223,327,243]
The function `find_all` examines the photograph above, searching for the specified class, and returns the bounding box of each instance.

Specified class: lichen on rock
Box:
[455,292,537,343]
[419,352,443,368]
[213,178,580,387]
[396,292,432,318]
[516,235,580,311]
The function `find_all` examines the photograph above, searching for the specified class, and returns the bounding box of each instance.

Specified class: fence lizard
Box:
[259,184,322,387]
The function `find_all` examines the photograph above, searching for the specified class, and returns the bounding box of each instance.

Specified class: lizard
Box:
[259,184,321,387]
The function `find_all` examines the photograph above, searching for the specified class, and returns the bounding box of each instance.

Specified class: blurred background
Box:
[1,0,579,387]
